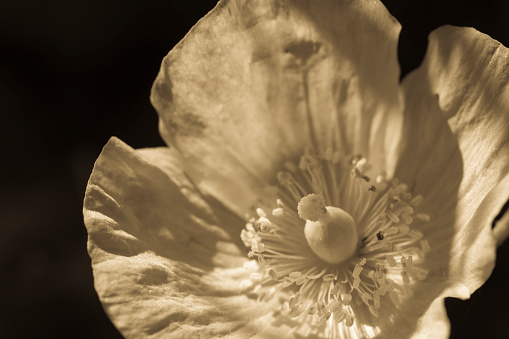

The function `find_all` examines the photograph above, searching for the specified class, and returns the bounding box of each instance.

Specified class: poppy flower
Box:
[84,0,509,337]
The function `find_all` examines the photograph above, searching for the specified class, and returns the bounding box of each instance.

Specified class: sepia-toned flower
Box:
[83,0,509,338]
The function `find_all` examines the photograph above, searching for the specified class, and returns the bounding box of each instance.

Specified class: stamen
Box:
[268,269,278,280]
[272,207,284,216]
[240,148,431,337]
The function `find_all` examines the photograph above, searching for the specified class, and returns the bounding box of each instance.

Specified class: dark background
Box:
[1,0,508,338]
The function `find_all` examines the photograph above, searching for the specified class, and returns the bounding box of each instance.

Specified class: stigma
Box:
[298,194,358,264]
[240,148,431,337]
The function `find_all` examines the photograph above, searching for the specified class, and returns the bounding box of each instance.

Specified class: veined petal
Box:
[399,24,509,284]
[84,138,283,338]
[394,25,509,337]
[151,0,403,215]
[422,26,509,249]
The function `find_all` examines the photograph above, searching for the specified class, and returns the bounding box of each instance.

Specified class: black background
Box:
[1,0,508,338]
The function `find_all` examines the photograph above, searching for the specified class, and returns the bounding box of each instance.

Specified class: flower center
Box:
[299,194,358,265]
[240,148,431,337]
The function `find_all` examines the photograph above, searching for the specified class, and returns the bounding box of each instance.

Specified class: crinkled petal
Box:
[84,138,286,338]
[393,25,509,337]
[399,25,509,289]
[151,0,403,215]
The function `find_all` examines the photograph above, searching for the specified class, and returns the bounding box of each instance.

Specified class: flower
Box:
[83,0,509,338]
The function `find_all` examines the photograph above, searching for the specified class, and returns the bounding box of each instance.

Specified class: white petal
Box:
[393,25,509,338]
[410,297,450,339]
[151,0,403,214]
[84,138,280,338]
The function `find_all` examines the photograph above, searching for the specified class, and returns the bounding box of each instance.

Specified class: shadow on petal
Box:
[150,0,404,215]
[84,138,285,337]
[384,62,464,337]
[385,25,509,337]
[84,137,246,271]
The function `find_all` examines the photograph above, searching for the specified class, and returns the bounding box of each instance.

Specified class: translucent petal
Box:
[393,25,509,338]
[84,138,278,338]
[151,0,403,214]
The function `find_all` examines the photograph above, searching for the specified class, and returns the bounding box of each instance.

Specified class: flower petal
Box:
[84,137,245,268]
[84,138,284,338]
[493,192,509,246]
[410,297,450,339]
[151,0,403,214]
[380,283,459,339]
[400,24,509,283]
[394,25,509,337]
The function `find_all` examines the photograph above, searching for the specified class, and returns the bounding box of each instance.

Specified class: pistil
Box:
[240,148,431,337]
[298,194,358,264]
